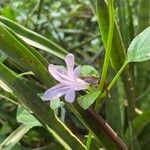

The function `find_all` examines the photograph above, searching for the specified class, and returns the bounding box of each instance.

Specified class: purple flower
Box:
[42,53,89,103]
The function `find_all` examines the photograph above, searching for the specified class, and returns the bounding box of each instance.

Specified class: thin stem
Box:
[108,61,128,91]
[86,133,92,150]
[98,0,114,90]
[95,61,128,111]
[101,61,128,98]
[95,0,114,112]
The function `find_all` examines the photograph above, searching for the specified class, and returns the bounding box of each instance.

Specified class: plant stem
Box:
[95,0,114,112]
[101,61,128,97]
[86,133,92,150]
[87,108,128,150]
[98,0,114,91]
[94,60,128,112]
[108,61,128,90]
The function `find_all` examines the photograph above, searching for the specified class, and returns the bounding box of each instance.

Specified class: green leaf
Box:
[0,50,7,62]
[0,16,66,60]
[17,106,41,128]
[96,0,126,70]
[50,98,64,111]
[125,109,150,149]
[0,22,53,86]
[0,80,12,93]
[0,124,30,150]
[77,90,101,109]
[126,122,141,150]
[126,109,150,138]
[127,26,150,62]
[80,65,99,77]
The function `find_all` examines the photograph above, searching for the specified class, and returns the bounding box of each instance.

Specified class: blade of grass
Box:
[117,0,129,49]
[0,16,66,60]
[0,124,30,150]
[0,22,53,86]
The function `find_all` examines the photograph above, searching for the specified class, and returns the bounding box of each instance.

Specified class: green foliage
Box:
[17,106,41,128]
[127,27,150,62]
[0,0,150,149]
[0,125,30,150]
[80,65,99,77]
[77,90,101,109]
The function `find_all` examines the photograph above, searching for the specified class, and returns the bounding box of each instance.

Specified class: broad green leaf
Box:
[17,106,41,127]
[0,16,66,60]
[127,26,150,62]
[77,90,101,109]
[136,0,150,97]
[0,124,30,150]
[0,62,86,150]
[80,65,99,77]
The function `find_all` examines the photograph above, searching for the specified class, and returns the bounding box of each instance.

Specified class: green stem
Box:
[95,0,114,112]
[107,61,128,91]
[95,61,128,111]
[101,61,128,98]
[86,133,92,150]
[98,0,114,91]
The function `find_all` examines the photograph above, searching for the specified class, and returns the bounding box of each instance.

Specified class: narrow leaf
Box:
[0,22,53,86]
[0,16,66,59]
[0,124,30,150]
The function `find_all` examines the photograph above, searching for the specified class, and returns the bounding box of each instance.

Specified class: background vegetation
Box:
[0,0,150,150]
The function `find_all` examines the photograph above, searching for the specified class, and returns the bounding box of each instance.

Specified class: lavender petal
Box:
[65,53,75,77]
[73,65,81,78]
[48,64,72,82]
[64,89,75,103]
[42,83,72,101]
[75,78,89,91]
